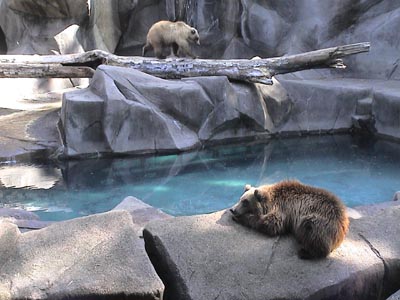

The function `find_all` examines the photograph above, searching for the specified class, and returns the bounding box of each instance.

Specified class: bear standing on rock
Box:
[142,20,200,59]
[230,180,349,259]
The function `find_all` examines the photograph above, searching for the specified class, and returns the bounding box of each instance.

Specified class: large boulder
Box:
[0,210,164,299]
[143,206,400,300]
[60,65,290,157]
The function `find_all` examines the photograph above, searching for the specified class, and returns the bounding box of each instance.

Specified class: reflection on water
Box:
[0,165,61,189]
[1,134,400,221]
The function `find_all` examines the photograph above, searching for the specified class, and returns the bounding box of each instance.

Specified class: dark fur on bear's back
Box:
[230,180,349,259]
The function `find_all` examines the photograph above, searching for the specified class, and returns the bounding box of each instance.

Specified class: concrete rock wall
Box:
[117,0,400,80]
[60,65,292,157]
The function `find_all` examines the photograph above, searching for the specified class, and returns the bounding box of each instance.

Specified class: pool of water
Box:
[0,134,399,221]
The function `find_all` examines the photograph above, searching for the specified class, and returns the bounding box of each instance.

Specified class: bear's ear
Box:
[244,184,252,192]
[254,189,265,202]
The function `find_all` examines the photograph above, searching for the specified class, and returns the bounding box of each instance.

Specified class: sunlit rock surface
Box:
[144,206,400,300]
[0,211,164,300]
[113,196,172,228]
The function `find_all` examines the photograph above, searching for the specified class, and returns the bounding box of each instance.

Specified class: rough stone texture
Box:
[0,211,164,300]
[387,290,400,300]
[113,196,172,228]
[352,206,400,298]
[0,208,52,230]
[60,65,286,157]
[117,1,400,81]
[60,67,400,157]
[143,208,400,300]
[353,201,400,218]
[277,78,400,138]
[0,96,61,161]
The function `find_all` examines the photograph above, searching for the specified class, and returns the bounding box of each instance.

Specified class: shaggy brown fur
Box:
[142,20,200,59]
[230,180,349,259]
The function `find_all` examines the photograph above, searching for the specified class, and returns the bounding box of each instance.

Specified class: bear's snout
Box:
[230,208,237,215]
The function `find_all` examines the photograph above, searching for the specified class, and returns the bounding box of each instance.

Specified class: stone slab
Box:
[144,210,385,300]
[0,211,164,300]
[113,196,172,228]
[352,201,400,218]
[352,206,400,298]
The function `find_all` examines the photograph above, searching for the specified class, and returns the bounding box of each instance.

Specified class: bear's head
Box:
[230,184,267,218]
[188,27,200,45]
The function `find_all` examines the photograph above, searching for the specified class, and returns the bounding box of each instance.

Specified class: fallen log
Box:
[0,42,370,84]
[0,63,94,78]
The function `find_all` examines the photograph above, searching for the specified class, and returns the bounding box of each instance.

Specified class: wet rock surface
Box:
[144,206,400,300]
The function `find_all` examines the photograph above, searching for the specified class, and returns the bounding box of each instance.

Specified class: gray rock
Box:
[6,0,88,18]
[353,201,400,218]
[374,89,400,139]
[0,211,164,300]
[277,78,400,137]
[277,78,365,133]
[0,208,52,231]
[352,206,400,297]
[387,289,400,300]
[144,209,389,300]
[113,196,172,228]
[60,69,400,157]
[393,192,400,201]
[0,208,39,220]
[60,65,282,158]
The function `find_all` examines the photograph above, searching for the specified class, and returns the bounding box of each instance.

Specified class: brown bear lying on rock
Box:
[230,180,349,259]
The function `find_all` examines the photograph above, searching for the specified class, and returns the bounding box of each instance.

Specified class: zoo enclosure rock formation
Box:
[60,65,400,158]
[60,65,291,157]
[0,0,399,95]
[119,0,400,81]
[1,0,400,158]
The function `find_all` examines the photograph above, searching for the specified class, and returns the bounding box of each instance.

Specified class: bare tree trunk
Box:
[0,42,370,84]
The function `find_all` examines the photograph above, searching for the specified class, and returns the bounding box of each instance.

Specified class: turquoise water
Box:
[0,134,399,221]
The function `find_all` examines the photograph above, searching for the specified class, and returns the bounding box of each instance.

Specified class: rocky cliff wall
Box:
[0,0,399,78]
